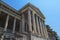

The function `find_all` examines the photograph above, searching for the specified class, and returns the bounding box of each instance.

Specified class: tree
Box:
[46,25,59,40]
[53,31,59,40]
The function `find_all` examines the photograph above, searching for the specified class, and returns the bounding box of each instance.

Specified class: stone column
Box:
[12,18,16,33]
[36,15,40,34]
[32,13,37,34]
[4,14,9,31]
[43,21,46,37]
[39,19,44,37]
[44,23,49,39]
[28,9,32,32]
[1,14,9,40]
[41,20,47,38]
[42,21,46,38]
[21,14,25,32]
[41,20,45,38]
[43,21,49,40]
[39,18,42,36]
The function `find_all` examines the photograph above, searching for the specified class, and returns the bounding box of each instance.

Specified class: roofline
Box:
[18,3,45,19]
[0,0,18,13]
[0,1,45,19]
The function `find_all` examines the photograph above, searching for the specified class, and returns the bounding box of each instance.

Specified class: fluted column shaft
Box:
[44,23,49,39]
[32,13,37,33]
[41,20,45,37]
[39,18,42,36]
[21,14,25,32]
[42,21,46,37]
[36,15,40,34]
[4,14,9,31]
[39,19,44,37]
[28,9,32,32]
[12,18,16,33]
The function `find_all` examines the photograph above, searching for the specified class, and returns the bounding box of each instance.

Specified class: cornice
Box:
[0,1,19,14]
[18,3,45,19]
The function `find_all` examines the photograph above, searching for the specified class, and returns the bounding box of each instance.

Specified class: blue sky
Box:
[2,0,60,36]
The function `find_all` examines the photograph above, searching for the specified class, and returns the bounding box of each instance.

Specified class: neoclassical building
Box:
[0,1,49,40]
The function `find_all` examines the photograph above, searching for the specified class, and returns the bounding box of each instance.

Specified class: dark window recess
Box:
[7,16,14,31]
[25,23,29,32]
[15,19,20,32]
[0,12,7,28]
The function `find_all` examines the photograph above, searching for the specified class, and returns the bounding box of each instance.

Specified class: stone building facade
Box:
[0,1,49,40]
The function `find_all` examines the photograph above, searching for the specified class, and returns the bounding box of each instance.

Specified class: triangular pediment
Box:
[18,3,45,19]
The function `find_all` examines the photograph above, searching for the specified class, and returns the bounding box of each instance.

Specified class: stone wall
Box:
[31,35,47,40]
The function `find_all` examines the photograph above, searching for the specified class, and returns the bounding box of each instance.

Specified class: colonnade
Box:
[21,9,48,38]
[0,9,48,40]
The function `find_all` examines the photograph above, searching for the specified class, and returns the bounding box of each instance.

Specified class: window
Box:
[15,19,20,32]
[7,16,14,31]
[0,12,7,28]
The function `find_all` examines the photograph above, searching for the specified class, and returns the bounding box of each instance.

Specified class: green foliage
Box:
[46,25,59,40]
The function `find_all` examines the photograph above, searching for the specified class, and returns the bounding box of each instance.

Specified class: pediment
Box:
[18,3,45,19]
